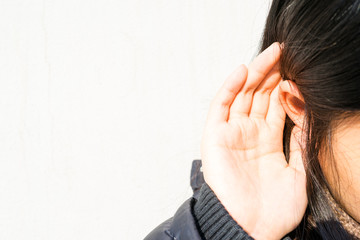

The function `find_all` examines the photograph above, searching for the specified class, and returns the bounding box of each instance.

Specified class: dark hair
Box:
[260,0,360,239]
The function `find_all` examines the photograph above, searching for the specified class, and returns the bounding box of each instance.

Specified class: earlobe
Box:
[279,80,305,128]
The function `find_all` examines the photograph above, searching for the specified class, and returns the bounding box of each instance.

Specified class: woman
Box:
[145,0,360,239]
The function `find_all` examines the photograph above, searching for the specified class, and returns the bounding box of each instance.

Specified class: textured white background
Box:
[0,0,271,239]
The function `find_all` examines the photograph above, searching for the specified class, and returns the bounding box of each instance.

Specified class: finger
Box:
[229,42,281,118]
[289,126,306,175]
[249,63,281,118]
[266,83,286,129]
[207,65,248,124]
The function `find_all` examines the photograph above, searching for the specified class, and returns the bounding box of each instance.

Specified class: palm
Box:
[201,43,307,240]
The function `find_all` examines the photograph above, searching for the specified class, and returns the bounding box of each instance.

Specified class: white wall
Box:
[0,0,271,239]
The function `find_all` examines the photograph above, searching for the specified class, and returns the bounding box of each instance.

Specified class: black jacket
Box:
[144,160,205,240]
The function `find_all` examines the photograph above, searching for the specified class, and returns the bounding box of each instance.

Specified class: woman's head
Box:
[260,0,360,238]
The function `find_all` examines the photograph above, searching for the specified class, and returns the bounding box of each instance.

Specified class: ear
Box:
[278,80,305,128]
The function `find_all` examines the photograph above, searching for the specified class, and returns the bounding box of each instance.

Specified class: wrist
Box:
[216,198,283,240]
[193,183,255,240]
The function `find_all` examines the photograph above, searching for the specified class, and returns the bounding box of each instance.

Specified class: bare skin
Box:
[201,42,359,239]
[201,43,307,240]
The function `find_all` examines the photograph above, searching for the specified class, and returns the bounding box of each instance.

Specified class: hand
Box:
[201,42,307,240]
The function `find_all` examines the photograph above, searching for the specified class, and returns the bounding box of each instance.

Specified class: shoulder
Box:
[144,198,203,240]
[144,160,204,240]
